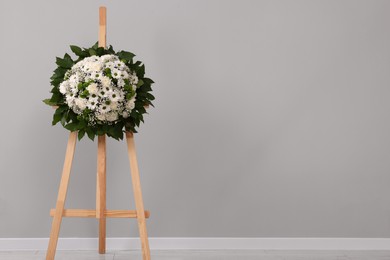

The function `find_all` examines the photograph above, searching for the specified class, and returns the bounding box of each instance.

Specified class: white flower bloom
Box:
[86,83,98,94]
[69,83,78,94]
[129,73,138,85]
[92,72,103,80]
[102,86,113,97]
[110,101,119,110]
[96,113,106,121]
[122,111,129,118]
[87,97,98,110]
[75,98,87,111]
[99,104,111,114]
[59,82,68,94]
[101,54,115,63]
[111,68,121,79]
[117,78,125,88]
[66,94,76,105]
[110,90,122,102]
[104,61,115,70]
[125,97,136,110]
[120,71,129,79]
[106,111,118,122]
[87,61,102,72]
[100,76,112,88]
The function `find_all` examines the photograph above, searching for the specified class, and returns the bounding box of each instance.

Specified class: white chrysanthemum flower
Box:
[117,78,125,88]
[102,86,113,98]
[99,104,111,114]
[106,111,118,122]
[122,111,129,118]
[120,71,129,79]
[92,72,103,80]
[110,101,119,110]
[125,97,136,110]
[129,73,138,85]
[69,83,78,94]
[87,61,102,72]
[66,94,76,105]
[96,113,106,121]
[87,97,98,110]
[75,98,87,111]
[104,61,115,70]
[110,90,122,102]
[111,68,121,79]
[87,83,98,94]
[101,54,115,63]
[100,76,111,88]
[69,74,79,84]
[59,82,68,94]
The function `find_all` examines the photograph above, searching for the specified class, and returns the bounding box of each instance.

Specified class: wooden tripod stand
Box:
[46,7,151,260]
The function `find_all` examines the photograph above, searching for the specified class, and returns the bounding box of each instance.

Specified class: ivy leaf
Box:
[107,45,115,54]
[64,122,79,131]
[43,99,56,106]
[86,128,95,141]
[53,67,68,78]
[143,78,154,84]
[52,113,62,125]
[70,45,84,56]
[56,56,73,69]
[117,51,135,62]
[89,49,97,56]
[78,130,85,140]
[146,93,155,100]
[96,47,105,56]
[49,92,63,104]
[91,42,99,49]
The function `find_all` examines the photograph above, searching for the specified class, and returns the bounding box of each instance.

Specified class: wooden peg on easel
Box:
[96,6,107,254]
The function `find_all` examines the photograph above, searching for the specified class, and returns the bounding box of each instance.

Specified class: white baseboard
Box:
[1,238,390,251]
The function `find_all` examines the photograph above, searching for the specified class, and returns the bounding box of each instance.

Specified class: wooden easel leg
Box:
[46,131,78,260]
[126,132,151,260]
[96,135,107,254]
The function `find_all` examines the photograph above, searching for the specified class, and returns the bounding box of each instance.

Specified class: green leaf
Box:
[136,79,144,88]
[143,78,154,84]
[64,122,79,131]
[56,56,73,69]
[53,67,68,77]
[43,99,56,106]
[146,93,155,100]
[117,51,135,62]
[78,130,85,140]
[107,45,115,54]
[89,49,97,56]
[50,78,63,86]
[49,92,63,103]
[52,113,62,125]
[91,42,99,49]
[86,128,95,141]
[96,47,105,56]
[70,45,82,55]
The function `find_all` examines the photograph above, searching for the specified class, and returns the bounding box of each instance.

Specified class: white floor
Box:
[1,250,390,260]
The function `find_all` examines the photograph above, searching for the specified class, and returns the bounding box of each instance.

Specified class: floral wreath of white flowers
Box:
[44,43,155,141]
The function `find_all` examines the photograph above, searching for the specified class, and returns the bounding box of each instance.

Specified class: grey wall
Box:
[1,0,390,238]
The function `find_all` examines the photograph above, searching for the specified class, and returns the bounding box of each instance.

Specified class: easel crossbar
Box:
[50,209,150,218]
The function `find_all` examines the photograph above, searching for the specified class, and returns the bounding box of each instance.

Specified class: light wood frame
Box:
[46,6,151,260]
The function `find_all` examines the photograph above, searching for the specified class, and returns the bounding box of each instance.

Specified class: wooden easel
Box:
[46,7,151,260]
